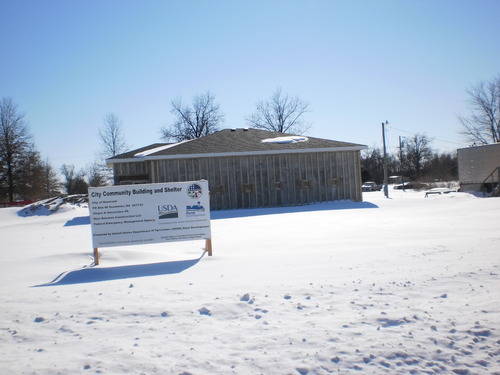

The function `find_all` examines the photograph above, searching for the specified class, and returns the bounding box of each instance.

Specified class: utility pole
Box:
[398,136,405,192]
[382,121,389,198]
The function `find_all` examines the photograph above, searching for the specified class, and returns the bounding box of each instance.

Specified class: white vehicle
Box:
[362,181,381,192]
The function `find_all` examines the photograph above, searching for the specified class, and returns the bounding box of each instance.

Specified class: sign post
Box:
[88,180,212,265]
[205,239,212,256]
[93,247,100,265]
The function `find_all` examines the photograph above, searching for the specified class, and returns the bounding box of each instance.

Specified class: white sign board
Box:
[88,180,211,249]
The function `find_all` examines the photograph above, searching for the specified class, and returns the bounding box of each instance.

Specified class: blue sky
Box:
[1,0,499,169]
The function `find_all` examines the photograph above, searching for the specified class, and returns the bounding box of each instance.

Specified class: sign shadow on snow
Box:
[64,216,91,226]
[34,253,205,287]
[62,201,379,226]
[210,200,379,220]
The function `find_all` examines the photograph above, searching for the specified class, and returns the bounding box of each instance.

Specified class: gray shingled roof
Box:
[112,143,169,159]
[109,128,365,162]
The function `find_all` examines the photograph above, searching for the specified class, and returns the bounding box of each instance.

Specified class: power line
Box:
[387,125,464,146]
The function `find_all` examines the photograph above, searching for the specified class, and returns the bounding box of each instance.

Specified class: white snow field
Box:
[1,189,499,375]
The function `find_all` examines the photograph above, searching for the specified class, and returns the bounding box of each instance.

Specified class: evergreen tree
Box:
[15,147,45,200]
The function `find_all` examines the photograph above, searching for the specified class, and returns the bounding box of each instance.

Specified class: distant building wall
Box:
[113,161,150,185]
[112,151,362,210]
[458,143,500,191]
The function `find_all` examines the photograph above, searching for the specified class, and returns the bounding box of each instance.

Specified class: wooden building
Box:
[107,129,366,210]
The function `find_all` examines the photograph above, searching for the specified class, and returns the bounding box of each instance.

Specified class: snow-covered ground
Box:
[1,188,499,375]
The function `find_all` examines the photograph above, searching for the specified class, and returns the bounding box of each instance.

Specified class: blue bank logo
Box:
[186,202,205,216]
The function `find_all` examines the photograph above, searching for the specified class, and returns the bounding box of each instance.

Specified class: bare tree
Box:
[87,161,107,187]
[60,164,88,194]
[41,159,61,198]
[60,164,76,194]
[247,88,310,134]
[0,98,32,202]
[361,146,399,184]
[404,134,433,179]
[161,92,224,142]
[459,76,500,144]
[99,113,128,158]
[423,152,458,182]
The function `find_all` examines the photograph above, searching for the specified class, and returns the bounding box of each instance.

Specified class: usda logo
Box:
[158,204,178,219]
[187,183,202,199]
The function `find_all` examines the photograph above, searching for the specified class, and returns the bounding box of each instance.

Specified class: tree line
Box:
[360,74,499,184]
[1,87,309,202]
[1,75,498,202]
[0,99,126,203]
[0,98,60,202]
[361,134,458,184]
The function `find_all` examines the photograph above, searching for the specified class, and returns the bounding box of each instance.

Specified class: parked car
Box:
[362,181,381,192]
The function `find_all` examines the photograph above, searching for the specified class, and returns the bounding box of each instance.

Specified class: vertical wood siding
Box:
[114,151,362,210]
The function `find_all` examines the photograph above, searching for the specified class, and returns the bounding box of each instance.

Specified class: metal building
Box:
[458,143,500,193]
[107,128,366,210]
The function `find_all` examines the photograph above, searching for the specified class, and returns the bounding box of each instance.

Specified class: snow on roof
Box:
[134,140,191,157]
[261,136,309,144]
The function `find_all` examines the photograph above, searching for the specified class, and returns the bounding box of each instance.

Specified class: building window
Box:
[328,177,340,185]
[240,184,254,193]
[212,185,225,193]
[297,179,312,189]
[117,175,150,185]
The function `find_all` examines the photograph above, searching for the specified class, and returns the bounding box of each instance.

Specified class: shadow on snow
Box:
[62,200,378,226]
[64,216,91,226]
[34,254,204,287]
[210,200,378,220]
